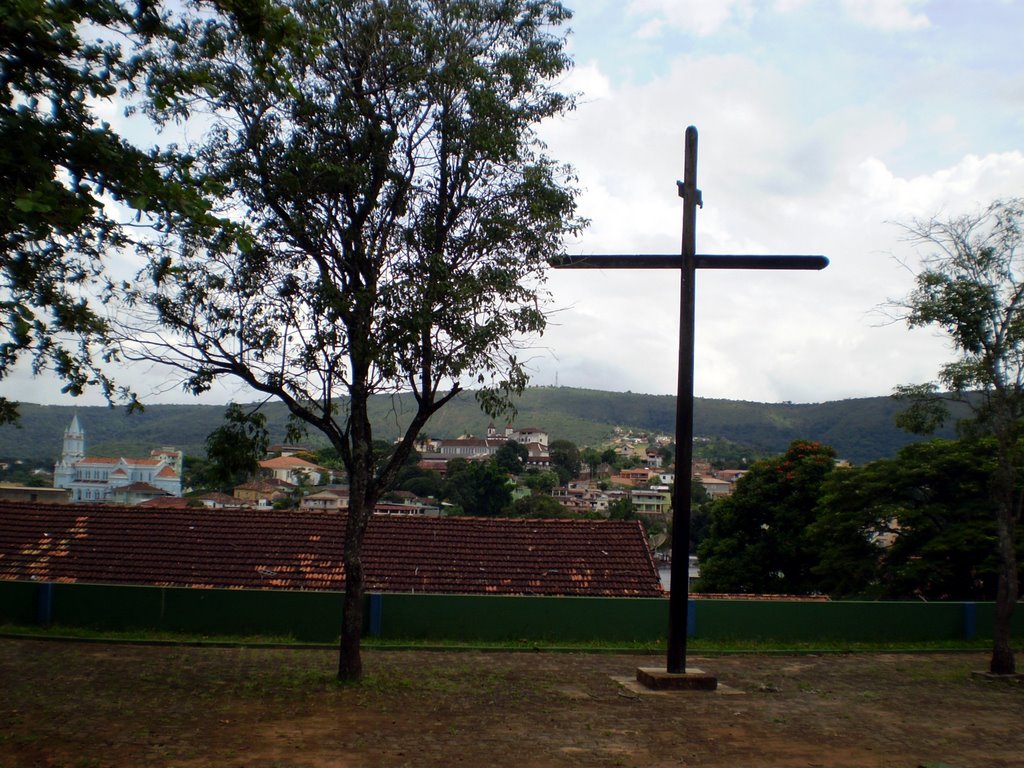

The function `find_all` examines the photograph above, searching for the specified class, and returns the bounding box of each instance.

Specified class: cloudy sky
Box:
[10,0,1024,406]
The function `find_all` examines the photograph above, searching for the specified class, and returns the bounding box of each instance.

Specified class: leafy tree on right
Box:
[892,198,1024,675]
[811,438,1014,601]
[696,440,836,595]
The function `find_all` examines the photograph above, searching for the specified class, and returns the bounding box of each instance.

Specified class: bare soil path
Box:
[1,639,1021,767]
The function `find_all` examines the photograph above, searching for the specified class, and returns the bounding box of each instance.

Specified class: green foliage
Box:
[548,438,580,484]
[203,403,270,490]
[493,441,528,475]
[812,439,1017,600]
[607,496,634,520]
[689,478,713,552]
[442,458,512,516]
[697,440,837,594]
[510,493,567,518]
[397,471,443,499]
[893,198,1024,673]
[520,467,557,495]
[580,446,601,475]
[1,0,217,421]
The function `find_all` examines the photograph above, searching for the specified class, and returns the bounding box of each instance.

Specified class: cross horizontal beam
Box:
[550,254,829,270]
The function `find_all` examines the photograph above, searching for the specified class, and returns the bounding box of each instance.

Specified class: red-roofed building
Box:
[0,501,663,597]
[110,482,175,506]
[258,455,336,486]
[52,415,182,503]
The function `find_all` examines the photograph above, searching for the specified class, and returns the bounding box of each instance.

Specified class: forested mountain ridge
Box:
[1,387,959,465]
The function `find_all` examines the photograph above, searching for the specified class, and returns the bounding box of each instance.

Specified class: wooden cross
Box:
[552,126,828,682]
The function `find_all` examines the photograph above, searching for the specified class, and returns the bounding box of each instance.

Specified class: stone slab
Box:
[636,666,718,691]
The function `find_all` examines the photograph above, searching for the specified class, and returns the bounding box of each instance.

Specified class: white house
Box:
[53,415,183,503]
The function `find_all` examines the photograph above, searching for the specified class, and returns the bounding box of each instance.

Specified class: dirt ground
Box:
[1,638,1021,768]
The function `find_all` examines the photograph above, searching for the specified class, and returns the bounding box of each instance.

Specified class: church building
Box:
[53,415,183,503]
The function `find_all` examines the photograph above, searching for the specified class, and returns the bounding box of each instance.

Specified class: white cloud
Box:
[11,0,1024,407]
[534,33,1024,403]
[627,0,756,38]
[841,0,931,30]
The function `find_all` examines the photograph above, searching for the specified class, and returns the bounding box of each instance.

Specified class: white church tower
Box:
[53,413,85,490]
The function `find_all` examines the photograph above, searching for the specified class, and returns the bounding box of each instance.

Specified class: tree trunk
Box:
[989,444,1019,675]
[336,385,376,682]
[990,499,1018,674]
[337,546,364,681]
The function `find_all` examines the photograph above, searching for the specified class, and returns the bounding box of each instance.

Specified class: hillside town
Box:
[0,414,749,557]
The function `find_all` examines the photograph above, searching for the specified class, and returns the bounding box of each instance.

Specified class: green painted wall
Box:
[0,581,37,625]
[694,600,968,642]
[372,593,667,642]
[1,580,1022,644]
[0,582,344,642]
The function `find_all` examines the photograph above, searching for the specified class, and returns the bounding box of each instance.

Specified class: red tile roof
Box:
[259,456,323,470]
[79,457,162,467]
[0,502,663,597]
[137,496,192,509]
[115,482,170,494]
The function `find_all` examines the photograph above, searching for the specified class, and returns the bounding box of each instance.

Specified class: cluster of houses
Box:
[37,415,747,517]
[52,415,185,504]
[0,417,763,606]
[0,415,751,604]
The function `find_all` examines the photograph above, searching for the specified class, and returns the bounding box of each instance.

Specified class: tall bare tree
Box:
[893,198,1024,675]
[118,0,582,679]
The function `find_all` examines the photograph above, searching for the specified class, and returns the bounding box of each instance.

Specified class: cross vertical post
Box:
[549,125,827,688]
[667,125,699,674]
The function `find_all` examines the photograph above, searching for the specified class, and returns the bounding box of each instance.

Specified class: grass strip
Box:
[0,623,1001,654]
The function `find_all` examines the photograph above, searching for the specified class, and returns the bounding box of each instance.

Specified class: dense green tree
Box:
[657,444,673,468]
[442,458,512,516]
[548,438,580,484]
[696,440,836,594]
[689,478,713,552]
[397,471,443,499]
[599,448,618,467]
[607,496,634,520]
[520,467,558,495]
[181,454,212,491]
[892,199,1024,674]
[580,446,601,476]
[511,493,567,518]
[116,0,580,680]
[813,439,1018,600]
[493,440,528,474]
[204,403,270,490]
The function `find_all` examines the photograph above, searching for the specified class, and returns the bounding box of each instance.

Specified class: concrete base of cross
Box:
[636,666,718,691]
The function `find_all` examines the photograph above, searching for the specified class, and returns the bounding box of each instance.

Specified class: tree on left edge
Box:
[0,0,213,422]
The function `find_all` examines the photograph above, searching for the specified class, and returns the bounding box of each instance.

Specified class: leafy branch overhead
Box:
[1,0,220,421]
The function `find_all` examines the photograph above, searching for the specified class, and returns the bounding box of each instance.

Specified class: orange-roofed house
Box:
[258,455,336,486]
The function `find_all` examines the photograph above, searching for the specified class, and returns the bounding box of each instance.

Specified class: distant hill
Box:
[0,387,959,466]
